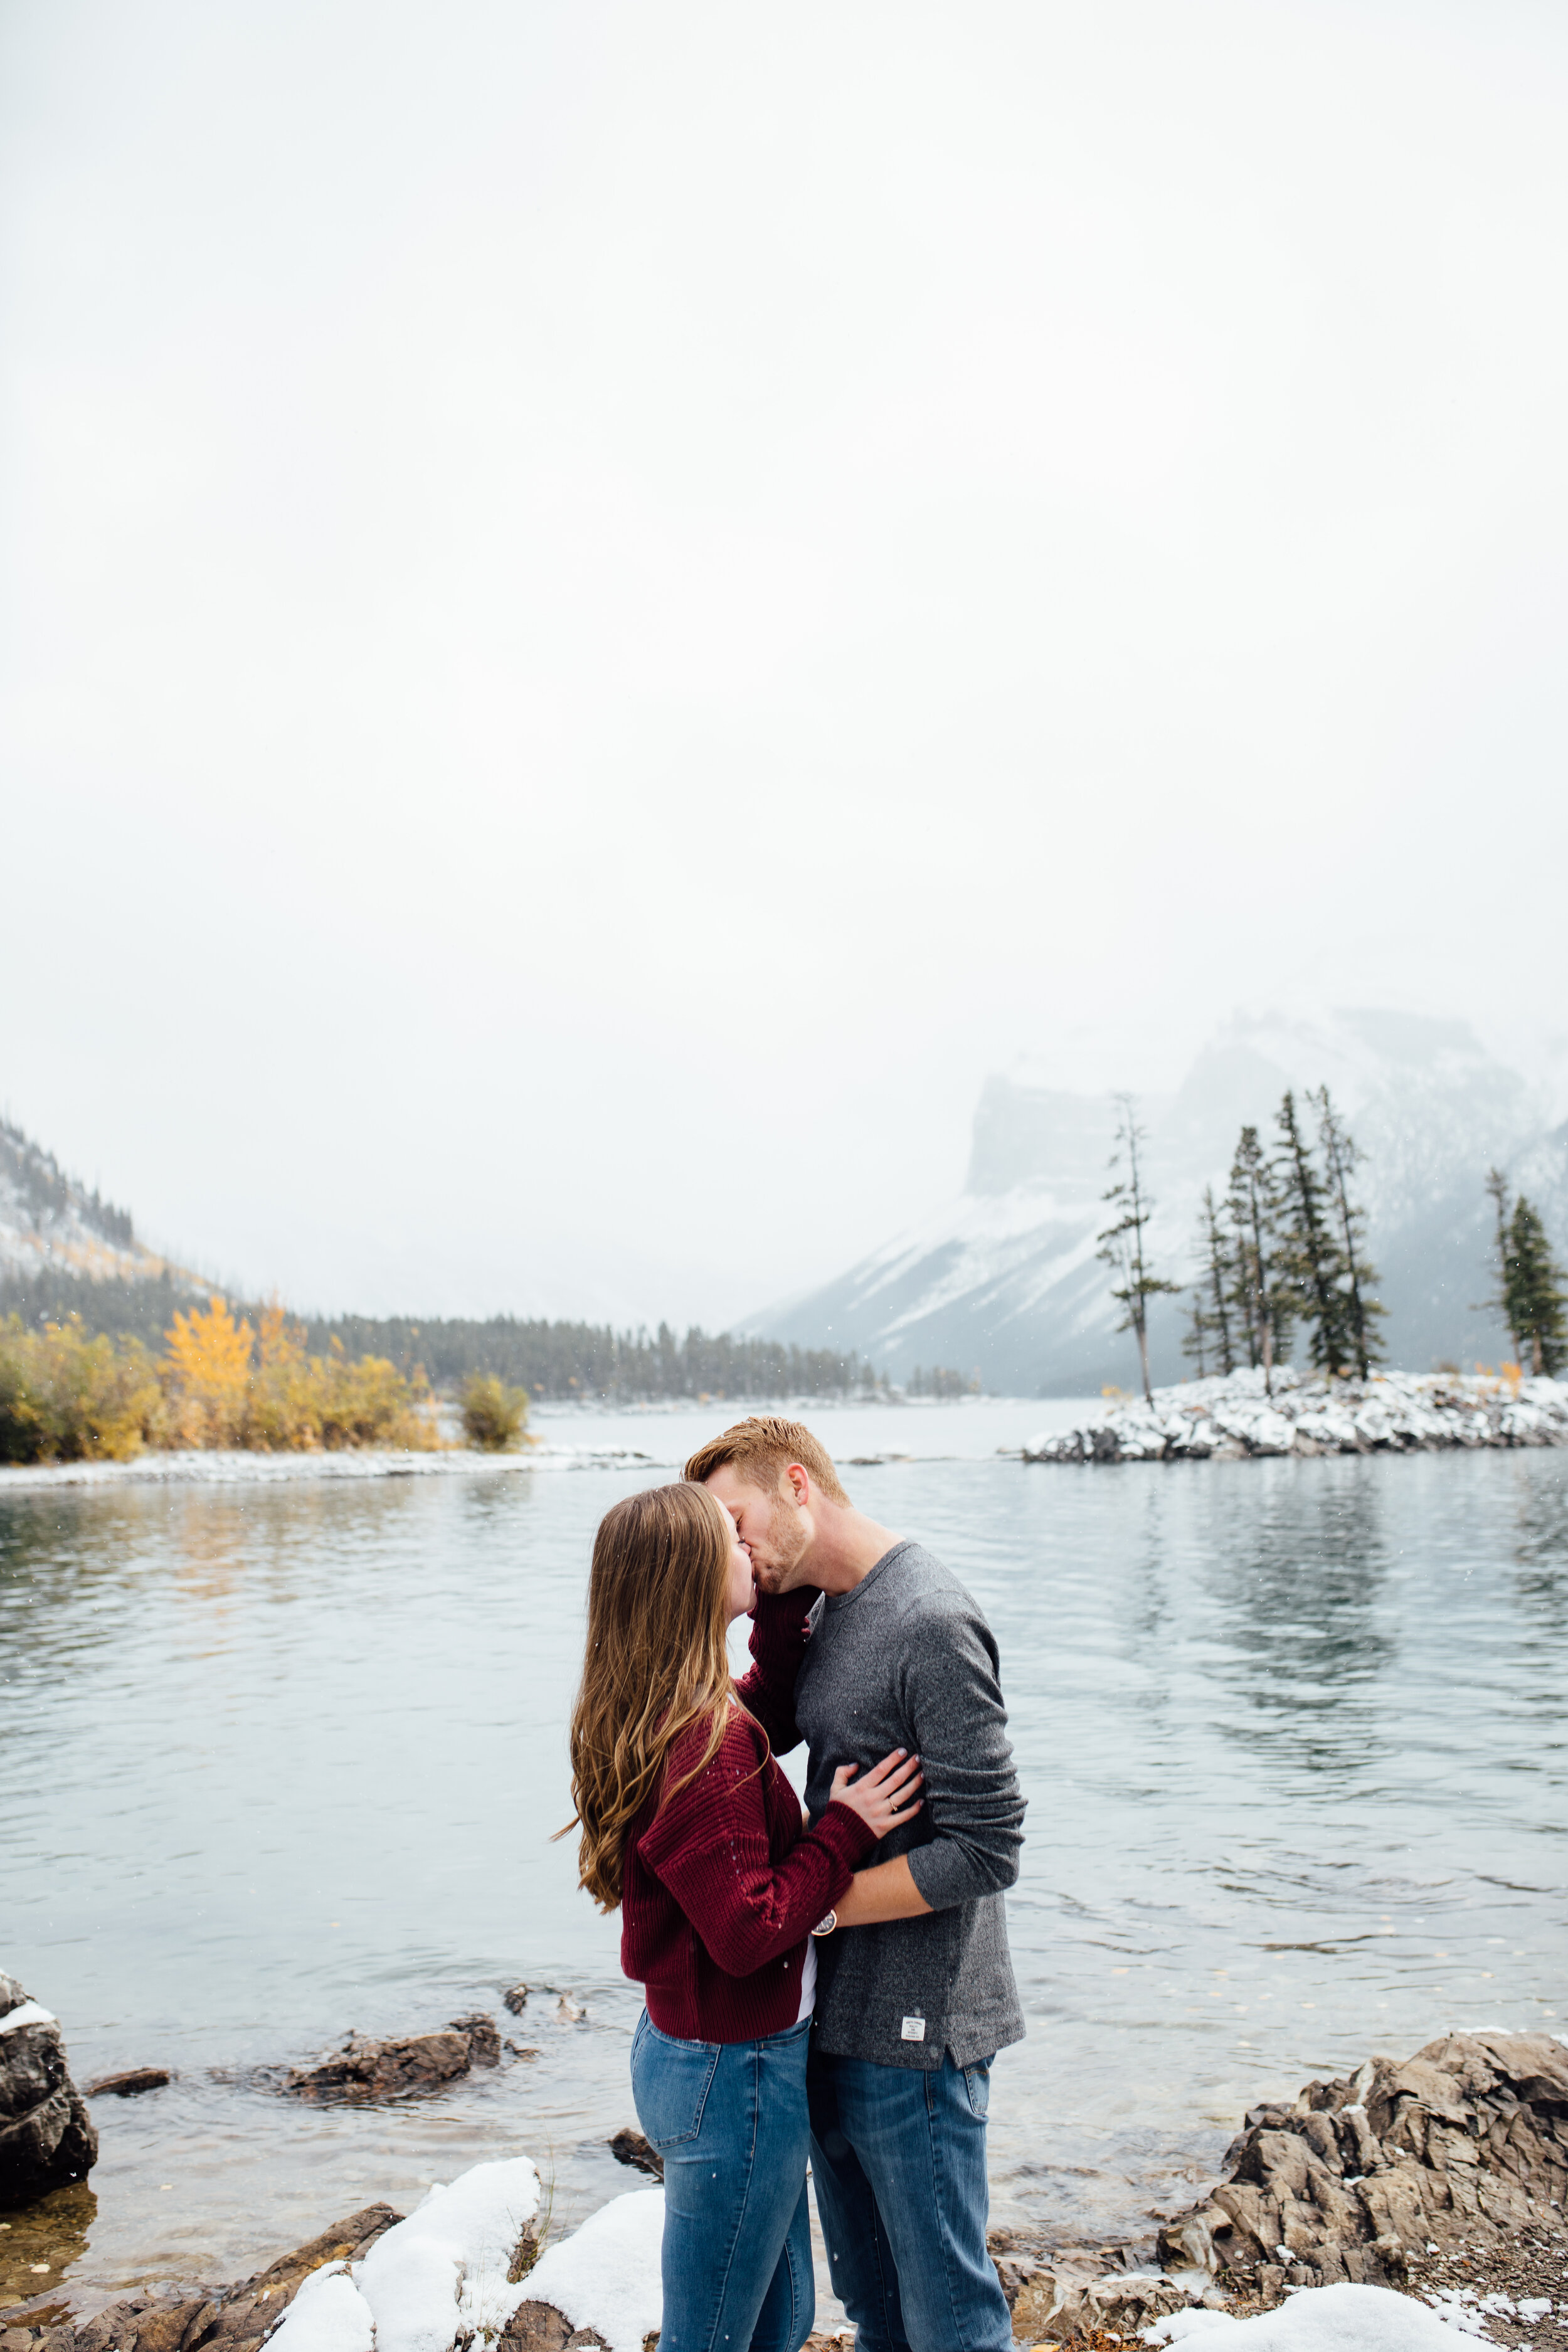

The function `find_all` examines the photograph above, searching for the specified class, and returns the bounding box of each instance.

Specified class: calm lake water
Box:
[3,1400,1565,2315]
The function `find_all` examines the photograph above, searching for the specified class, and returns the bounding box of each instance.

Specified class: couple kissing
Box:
[564,1415,1027,2352]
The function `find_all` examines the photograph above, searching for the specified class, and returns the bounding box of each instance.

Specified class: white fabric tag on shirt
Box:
[901,2016,926,2042]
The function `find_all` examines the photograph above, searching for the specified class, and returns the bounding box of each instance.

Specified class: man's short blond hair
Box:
[683,1416,850,1507]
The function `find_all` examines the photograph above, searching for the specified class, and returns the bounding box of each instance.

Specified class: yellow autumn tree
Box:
[311,1335,440,1451]
[164,1296,255,1448]
[247,1301,324,1450]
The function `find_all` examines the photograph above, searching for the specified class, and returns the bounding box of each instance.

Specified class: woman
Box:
[565,1481,923,2352]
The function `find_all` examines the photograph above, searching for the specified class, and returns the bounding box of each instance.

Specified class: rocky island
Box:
[1023,1368,1568,1464]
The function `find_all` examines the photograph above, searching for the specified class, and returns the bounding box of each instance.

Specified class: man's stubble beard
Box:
[748,1488,813,1596]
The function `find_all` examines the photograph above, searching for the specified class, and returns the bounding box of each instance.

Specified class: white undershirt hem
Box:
[795,1934,818,2022]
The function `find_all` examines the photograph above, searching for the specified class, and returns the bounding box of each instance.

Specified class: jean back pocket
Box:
[631,2016,722,2151]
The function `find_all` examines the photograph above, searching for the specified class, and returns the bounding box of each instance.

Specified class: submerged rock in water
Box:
[1156,2030,1568,2298]
[448,2012,502,2067]
[282,2013,501,2102]
[82,2069,170,2099]
[0,1974,98,2212]
[0,2179,94,2319]
[1024,1369,1568,1464]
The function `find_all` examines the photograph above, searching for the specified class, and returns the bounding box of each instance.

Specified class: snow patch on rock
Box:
[1142,2280,1491,2346]
[270,2158,541,2352]
[519,2187,665,2352]
[268,2262,376,2350]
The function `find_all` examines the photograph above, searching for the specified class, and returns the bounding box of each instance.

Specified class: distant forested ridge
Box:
[0,1265,199,1346]
[0,1266,880,1401]
[298,1314,878,1401]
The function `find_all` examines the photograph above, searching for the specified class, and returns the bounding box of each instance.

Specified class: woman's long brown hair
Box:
[562,1481,743,1912]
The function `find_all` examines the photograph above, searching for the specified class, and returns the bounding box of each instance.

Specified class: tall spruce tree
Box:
[1504,1196,1567,1378]
[1273,1089,1353,1376]
[1182,1294,1212,1379]
[1310,1086,1384,1379]
[1097,1094,1180,1407]
[1484,1168,1524,1365]
[1226,1125,1291,1394]
[1183,1184,1236,1380]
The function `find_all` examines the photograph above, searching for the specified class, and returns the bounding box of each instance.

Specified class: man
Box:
[684,1415,1025,2352]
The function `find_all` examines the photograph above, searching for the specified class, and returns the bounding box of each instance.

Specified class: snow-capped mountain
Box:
[0,1116,170,1285]
[760,1009,1568,1395]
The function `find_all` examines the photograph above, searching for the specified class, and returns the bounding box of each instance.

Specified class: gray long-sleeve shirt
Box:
[782,1539,1026,2070]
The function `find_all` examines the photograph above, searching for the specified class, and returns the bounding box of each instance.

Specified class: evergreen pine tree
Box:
[1182,1297,1211,1379]
[1096,1094,1180,1408]
[1310,1086,1384,1379]
[1225,1125,1291,1394]
[1483,1168,1523,1365]
[1505,1197,1567,1378]
[1183,1184,1236,1379]
[1273,1090,1353,1376]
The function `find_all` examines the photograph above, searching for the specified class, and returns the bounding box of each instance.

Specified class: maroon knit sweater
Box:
[620,1595,874,2042]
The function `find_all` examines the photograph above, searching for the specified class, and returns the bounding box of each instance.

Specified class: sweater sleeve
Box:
[733,1588,816,1755]
[637,1717,875,1977]
[899,1601,1027,1912]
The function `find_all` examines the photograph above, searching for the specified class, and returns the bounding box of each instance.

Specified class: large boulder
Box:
[1157,2031,1568,2297]
[0,1974,98,2211]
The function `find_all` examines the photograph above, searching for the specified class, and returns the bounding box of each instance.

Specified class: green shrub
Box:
[460,1372,529,1451]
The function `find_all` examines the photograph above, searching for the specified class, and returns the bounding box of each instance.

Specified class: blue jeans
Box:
[631,2010,815,2352]
[807,2045,1012,2352]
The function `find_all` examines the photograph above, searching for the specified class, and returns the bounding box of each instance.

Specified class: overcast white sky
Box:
[3,0,1566,1325]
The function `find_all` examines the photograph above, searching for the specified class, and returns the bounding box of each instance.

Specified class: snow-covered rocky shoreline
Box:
[16,2030,1566,2349]
[24,2137,1555,2352]
[1022,1367,1568,1465]
[0,1440,662,1491]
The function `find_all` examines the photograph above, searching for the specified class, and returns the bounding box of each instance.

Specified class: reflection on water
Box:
[3,1434,1565,2309]
[1207,1471,1397,1777]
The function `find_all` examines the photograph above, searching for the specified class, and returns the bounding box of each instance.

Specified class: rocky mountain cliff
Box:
[761,1010,1568,1395]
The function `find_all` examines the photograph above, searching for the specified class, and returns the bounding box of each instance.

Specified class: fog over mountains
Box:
[8,1009,1568,1398]
[759,1011,1568,1396]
